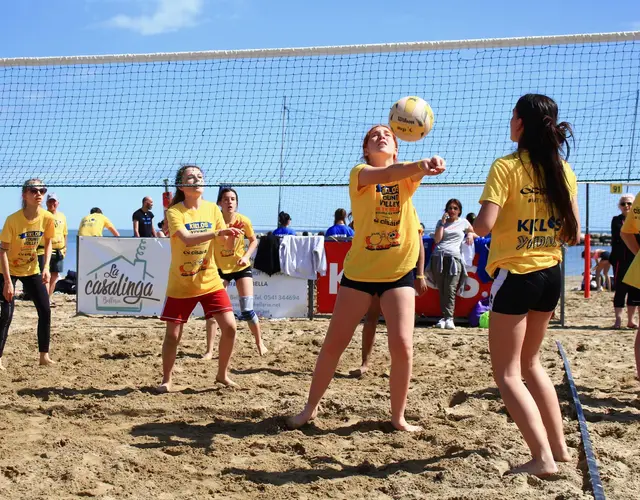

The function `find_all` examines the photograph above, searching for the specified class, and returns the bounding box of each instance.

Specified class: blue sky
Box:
[1,0,640,233]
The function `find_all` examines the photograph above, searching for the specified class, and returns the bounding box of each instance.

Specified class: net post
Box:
[627,89,640,192]
[307,280,314,320]
[561,245,566,327]
[277,96,287,222]
[584,183,591,299]
[75,234,80,316]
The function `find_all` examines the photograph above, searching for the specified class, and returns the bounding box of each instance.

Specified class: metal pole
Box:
[584,183,591,299]
[627,89,639,192]
[307,280,314,320]
[561,245,566,327]
[278,96,287,221]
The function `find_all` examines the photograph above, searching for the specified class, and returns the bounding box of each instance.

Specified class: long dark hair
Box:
[278,211,291,227]
[170,165,202,207]
[515,94,578,243]
[217,187,239,206]
[445,198,462,215]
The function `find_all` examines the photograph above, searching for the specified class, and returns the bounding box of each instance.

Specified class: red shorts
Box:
[160,289,233,324]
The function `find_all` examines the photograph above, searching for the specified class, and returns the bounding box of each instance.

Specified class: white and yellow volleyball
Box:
[388,96,434,142]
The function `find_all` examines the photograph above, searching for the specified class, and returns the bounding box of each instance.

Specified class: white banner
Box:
[77,237,308,318]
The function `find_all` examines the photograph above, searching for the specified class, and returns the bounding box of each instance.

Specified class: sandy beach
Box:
[0,284,638,499]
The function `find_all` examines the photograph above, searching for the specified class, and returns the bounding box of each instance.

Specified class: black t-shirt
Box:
[132,208,154,237]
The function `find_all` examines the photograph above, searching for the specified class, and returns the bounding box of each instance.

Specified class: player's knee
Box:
[239,296,259,325]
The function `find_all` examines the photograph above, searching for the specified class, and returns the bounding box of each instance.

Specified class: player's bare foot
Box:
[156,381,172,393]
[612,318,622,329]
[505,458,558,477]
[256,342,268,356]
[286,407,318,430]
[349,365,369,378]
[202,351,214,360]
[391,418,423,432]
[552,446,572,462]
[39,353,55,366]
[215,375,238,387]
[628,322,638,329]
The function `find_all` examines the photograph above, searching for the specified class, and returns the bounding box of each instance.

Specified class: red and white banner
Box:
[316,241,492,318]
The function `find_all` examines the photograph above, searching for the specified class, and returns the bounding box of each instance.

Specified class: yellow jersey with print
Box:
[479,151,577,277]
[214,212,255,274]
[78,213,115,237]
[0,209,55,277]
[343,163,420,282]
[165,200,226,299]
[37,211,68,255]
[620,194,640,288]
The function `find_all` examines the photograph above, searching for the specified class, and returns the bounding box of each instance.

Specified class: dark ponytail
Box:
[170,165,202,208]
[334,208,347,225]
[278,211,291,228]
[515,94,578,244]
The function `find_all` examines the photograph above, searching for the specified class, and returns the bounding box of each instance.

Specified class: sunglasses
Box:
[620,202,632,207]
[28,187,47,195]
[447,206,460,211]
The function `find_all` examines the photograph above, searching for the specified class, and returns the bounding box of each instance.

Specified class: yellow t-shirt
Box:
[78,213,115,237]
[214,212,255,274]
[479,151,578,277]
[343,163,420,282]
[165,200,226,299]
[620,194,640,288]
[0,209,55,277]
[37,211,68,255]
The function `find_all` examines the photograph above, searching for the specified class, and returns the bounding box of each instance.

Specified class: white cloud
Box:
[106,0,204,35]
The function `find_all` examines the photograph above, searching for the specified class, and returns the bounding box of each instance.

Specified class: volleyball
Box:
[388,96,434,142]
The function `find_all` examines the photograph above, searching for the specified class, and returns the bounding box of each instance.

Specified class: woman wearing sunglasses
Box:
[610,194,640,328]
[0,179,56,369]
[430,198,475,329]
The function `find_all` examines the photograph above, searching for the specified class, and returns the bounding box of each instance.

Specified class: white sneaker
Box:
[435,318,446,329]
[444,318,456,330]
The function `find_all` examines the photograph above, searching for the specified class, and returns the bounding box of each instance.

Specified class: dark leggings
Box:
[0,274,51,357]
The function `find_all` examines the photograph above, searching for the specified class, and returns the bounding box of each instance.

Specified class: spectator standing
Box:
[133,197,157,238]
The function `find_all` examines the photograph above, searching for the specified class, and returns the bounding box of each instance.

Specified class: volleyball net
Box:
[1,31,639,194]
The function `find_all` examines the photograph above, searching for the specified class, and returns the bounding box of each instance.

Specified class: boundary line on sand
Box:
[556,340,606,500]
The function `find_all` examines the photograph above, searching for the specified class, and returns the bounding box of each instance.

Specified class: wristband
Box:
[417,160,428,172]
[415,275,425,279]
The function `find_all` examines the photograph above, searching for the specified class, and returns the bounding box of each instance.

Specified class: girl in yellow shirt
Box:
[474,94,581,477]
[0,178,56,368]
[288,124,445,431]
[204,187,267,358]
[157,165,244,393]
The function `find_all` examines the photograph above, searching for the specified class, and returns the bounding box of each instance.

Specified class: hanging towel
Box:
[279,236,327,280]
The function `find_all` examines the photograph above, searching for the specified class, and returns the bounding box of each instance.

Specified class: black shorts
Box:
[626,283,640,306]
[340,271,414,297]
[600,251,611,262]
[218,266,253,283]
[37,249,64,274]
[489,264,561,315]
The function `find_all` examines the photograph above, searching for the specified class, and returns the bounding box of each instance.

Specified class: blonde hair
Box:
[619,193,635,205]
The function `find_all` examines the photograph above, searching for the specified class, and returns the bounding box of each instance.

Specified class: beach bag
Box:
[469,297,491,327]
[479,311,490,329]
